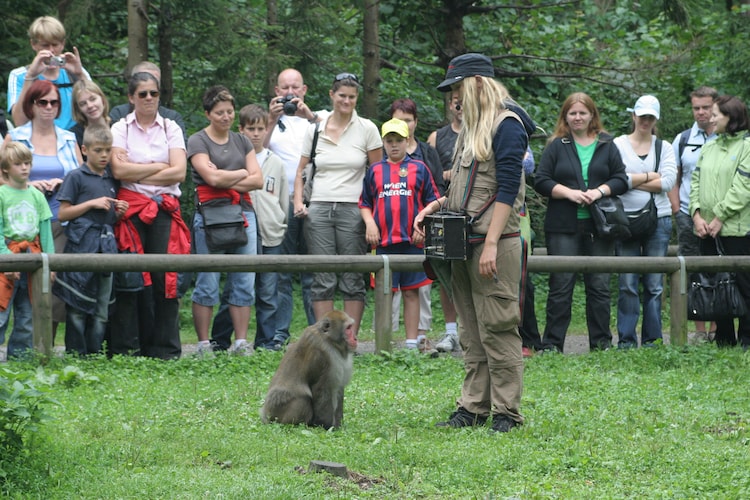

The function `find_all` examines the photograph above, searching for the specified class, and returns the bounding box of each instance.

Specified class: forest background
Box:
[1,0,749,245]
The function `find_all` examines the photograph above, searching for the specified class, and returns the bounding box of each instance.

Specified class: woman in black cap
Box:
[415,53,535,433]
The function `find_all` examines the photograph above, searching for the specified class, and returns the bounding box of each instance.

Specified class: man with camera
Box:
[264,69,323,348]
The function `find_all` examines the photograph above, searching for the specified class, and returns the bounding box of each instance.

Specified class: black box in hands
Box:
[423,212,470,260]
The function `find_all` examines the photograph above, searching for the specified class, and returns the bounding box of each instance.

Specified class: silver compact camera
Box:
[49,55,65,67]
[423,212,471,260]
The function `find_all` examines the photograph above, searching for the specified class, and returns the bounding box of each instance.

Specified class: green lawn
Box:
[2,343,748,498]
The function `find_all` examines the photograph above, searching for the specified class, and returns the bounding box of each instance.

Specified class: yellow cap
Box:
[381,118,409,139]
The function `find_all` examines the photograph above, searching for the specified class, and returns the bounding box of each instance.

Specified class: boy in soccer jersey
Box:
[359,118,439,350]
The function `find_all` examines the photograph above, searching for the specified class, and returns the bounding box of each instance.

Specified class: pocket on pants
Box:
[475,238,521,331]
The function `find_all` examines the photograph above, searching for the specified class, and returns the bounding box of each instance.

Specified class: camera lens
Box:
[283,100,297,116]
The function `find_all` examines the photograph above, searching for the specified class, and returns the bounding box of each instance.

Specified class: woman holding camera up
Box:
[292,73,382,339]
[414,53,536,433]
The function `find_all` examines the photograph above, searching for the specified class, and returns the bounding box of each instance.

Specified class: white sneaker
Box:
[435,333,458,353]
[229,341,254,356]
[196,342,215,357]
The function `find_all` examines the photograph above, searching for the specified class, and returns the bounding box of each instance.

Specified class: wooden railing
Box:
[3,252,749,357]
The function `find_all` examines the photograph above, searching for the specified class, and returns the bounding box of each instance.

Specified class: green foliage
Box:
[0,345,748,497]
[0,367,57,459]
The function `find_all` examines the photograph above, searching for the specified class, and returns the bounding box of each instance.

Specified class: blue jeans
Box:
[543,220,615,352]
[65,272,112,355]
[615,216,672,347]
[254,244,282,348]
[275,201,315,343]
[0,275,33,359]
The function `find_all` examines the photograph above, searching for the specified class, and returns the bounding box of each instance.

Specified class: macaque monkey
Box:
[260,310,357,429]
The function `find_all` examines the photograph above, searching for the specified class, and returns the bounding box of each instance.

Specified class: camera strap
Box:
[308,121,320,182]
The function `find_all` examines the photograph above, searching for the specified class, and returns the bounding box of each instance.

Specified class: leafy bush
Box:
[0,367,57,453]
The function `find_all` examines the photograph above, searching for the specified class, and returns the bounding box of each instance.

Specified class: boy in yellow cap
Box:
[359,118,440,351]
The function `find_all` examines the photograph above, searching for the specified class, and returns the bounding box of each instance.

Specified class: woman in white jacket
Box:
[614,95,677,348]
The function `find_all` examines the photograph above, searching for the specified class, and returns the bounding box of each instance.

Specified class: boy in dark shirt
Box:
[53,126,128,355]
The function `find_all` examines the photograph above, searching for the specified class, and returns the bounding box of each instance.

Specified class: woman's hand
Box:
[293,200,308,219]
[580,189,602,205]
[707,217,723,239]
[692,210,710,238]
[478,241,499,280]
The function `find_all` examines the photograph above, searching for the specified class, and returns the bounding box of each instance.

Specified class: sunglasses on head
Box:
[334,72,359,84]
[35,99,60,108]
[136,90,160,99]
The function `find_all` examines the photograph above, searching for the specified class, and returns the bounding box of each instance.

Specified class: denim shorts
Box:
[191,209,257,307]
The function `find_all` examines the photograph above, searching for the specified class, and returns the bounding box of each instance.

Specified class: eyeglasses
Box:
[334,73,359,84]
[136,90,160,99]
[35,99,60,108]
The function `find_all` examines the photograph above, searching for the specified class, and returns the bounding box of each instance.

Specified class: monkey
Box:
[260,310,357,430]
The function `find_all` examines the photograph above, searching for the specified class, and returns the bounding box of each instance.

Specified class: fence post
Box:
[373,256,392,354]
[30,254,53,358]
[669,263,688,346]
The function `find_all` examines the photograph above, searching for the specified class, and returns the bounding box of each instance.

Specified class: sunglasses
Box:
[334,72,359,84]
[136,90,160,99]
[35,99,60,108]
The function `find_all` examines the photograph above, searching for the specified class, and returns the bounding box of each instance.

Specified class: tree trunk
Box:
[265,0,279,99]
[158,4,174,107]
[361,0,379,119]
[128,0,149,76]
[438,0,469,66]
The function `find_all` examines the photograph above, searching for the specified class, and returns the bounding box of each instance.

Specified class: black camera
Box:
[277,94,297,116]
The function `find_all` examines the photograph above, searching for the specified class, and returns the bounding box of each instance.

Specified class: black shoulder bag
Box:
[625,138,661,240]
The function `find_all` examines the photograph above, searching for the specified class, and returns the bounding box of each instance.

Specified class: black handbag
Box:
[626,196,657,240]
[199,201,248,252]
[590,196,631,240]
[688,238,747,321]
[624,139,661,240]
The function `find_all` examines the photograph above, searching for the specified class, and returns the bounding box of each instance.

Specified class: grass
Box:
[2,343,749,498]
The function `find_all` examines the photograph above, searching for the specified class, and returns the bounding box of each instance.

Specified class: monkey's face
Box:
[344,319,357,351]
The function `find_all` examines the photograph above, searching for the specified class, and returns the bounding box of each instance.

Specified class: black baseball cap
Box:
[436,53,495,92]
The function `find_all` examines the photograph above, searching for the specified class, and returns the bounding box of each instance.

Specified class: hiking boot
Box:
[435,333,458,352]
[435,407,487,428]
[490,414,519,433]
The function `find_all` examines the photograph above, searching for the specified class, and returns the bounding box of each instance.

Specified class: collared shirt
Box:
[111,111,185,198]
[300,110,382,204]
[673,123,717,215]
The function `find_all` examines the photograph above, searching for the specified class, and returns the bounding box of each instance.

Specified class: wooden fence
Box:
[3,252,750,358]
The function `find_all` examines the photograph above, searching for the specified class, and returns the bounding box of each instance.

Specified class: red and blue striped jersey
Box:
[359,157,439,247]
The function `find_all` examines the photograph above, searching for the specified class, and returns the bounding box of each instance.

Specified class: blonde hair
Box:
[82,126,113,149]
[28,16,66,44]
[72,80,111,127]
[456,76,510,162]
[0,142,33,180]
